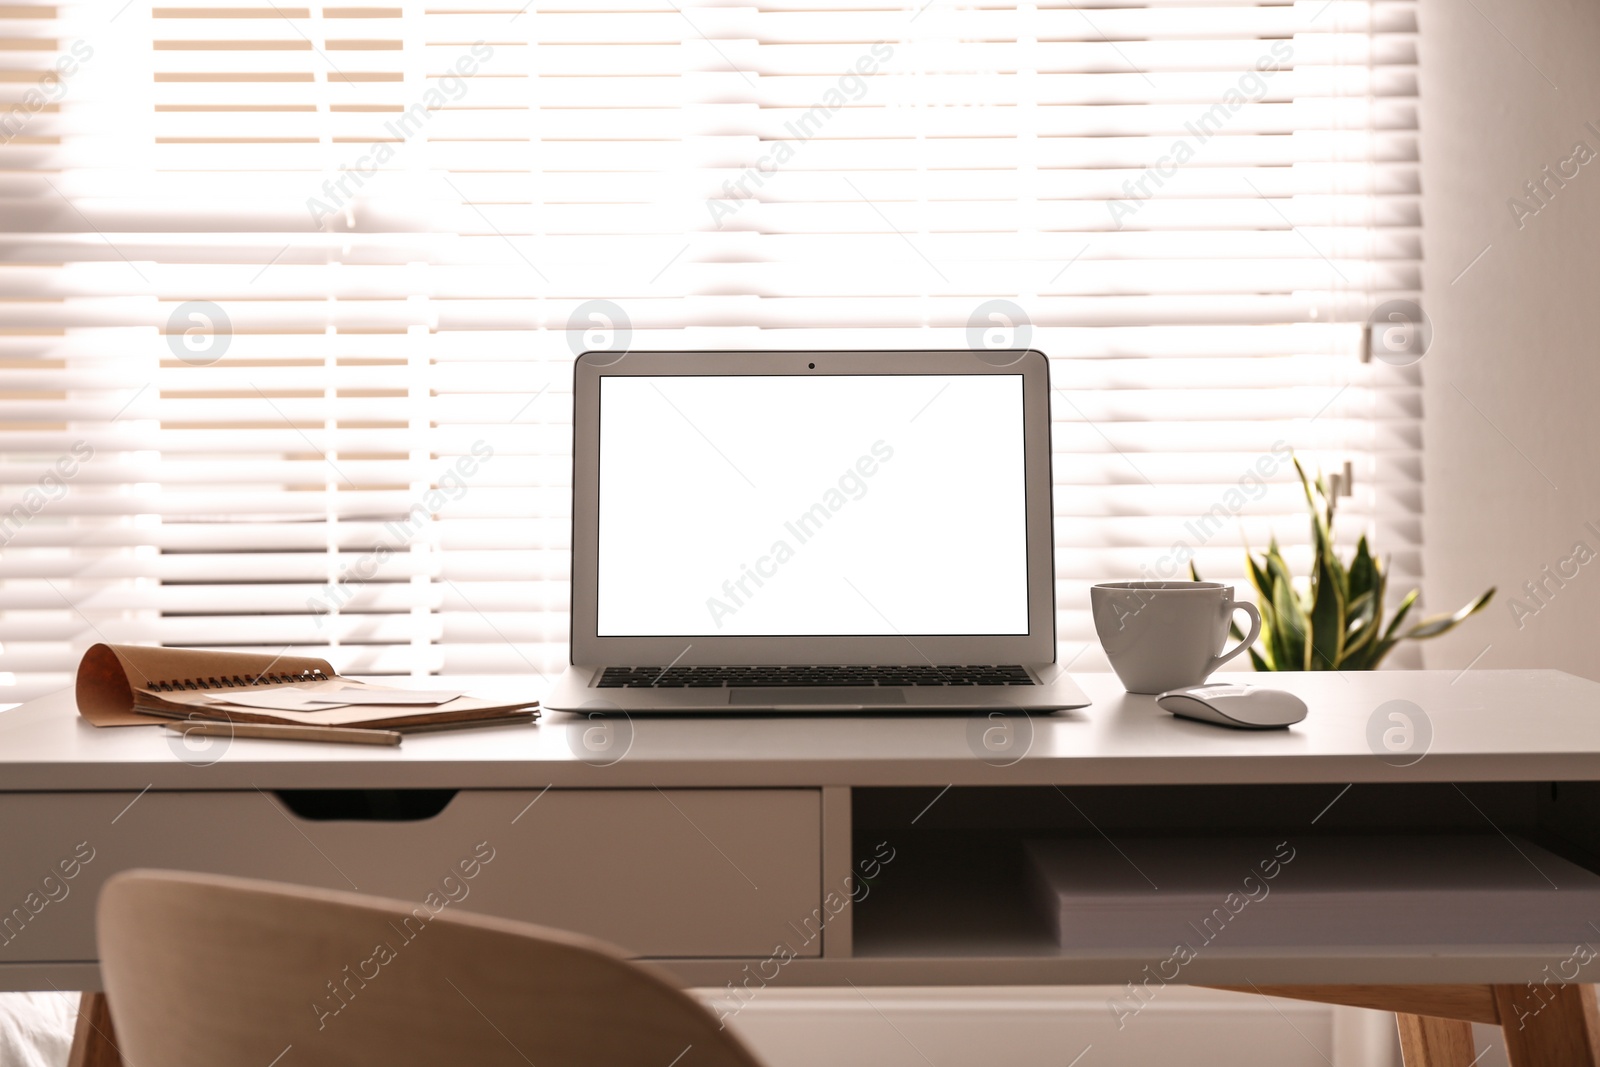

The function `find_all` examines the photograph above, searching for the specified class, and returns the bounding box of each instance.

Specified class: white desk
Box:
[5,670,1600,1065]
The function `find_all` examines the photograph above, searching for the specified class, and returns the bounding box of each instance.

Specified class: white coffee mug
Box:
[1090,581,1263,695]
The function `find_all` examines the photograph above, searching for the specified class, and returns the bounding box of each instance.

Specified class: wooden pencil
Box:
[162,720,402,746]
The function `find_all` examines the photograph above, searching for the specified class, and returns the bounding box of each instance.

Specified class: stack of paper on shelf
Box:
[1026,835,1600,949]
[75,643,538,732]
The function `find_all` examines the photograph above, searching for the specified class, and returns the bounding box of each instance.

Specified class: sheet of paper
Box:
[313,689,462,705]
[200,687,462,711]
[200,689,354,711]
[140,702,533,728]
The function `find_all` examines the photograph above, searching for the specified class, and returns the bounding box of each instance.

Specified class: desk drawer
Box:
[0,788,821,961]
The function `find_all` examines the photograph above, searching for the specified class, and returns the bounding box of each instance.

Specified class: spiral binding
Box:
[145,669,328,693]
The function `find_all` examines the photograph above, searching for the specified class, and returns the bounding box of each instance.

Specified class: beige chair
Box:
[96,869,767,1067]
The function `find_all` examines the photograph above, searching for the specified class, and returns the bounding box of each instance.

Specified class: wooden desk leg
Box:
[1493,984,1600,1066]
[1397,1012,1478,1067]
[67,992,125,1067]
[1211,984,1600,1067]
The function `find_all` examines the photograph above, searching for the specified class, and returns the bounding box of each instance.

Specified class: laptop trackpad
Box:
[729,687,906,707]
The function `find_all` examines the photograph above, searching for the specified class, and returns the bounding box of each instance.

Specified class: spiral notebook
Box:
[76,643,539,730]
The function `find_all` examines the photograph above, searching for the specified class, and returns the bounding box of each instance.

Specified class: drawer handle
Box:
[273,789,458,822]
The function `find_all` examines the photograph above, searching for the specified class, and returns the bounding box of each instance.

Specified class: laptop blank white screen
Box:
[595,374,1029,638]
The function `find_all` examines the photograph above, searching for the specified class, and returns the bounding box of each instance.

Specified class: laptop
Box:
[543,349,1091,714]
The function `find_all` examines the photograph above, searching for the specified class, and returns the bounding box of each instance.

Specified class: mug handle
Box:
[1209,601,1263,672]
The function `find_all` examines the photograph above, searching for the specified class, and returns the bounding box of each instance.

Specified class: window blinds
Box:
[0,0,1421,700]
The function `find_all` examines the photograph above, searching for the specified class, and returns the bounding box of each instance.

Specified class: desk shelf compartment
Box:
[849,783,1600,961]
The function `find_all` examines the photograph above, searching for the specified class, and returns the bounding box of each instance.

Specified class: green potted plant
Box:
[1191,458,1494,670]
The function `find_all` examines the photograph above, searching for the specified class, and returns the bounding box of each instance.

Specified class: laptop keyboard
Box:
[597,665,1035,688]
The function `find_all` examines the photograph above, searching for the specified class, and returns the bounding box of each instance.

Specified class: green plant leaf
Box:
[1245,553,1278,646]
[1309,540,1346,669]
[1340,539,1380,667]
[1252,593,1278,671]
[1264,535,1287,575]
[1292,455,1318,510]
[1350,583,1416,670]
[1244,548,1282,670]
[1245,550,1274,605]
[1362,636,1401,670]
[1325,550,1348,603]
[1400,587,1497,640]
[1348,536,1376,600]
[1267,547,1305,662]
[1341,589,1379,667]
[1364,558,1389,665]
[1266,544,1310,670]
[1295,457,1348,614]
[1382,587,1420,643]
[1294,458,1329,549]
[1241,559,1280,671]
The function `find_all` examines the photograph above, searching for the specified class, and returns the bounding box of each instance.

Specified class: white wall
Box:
[1420,0,1600,681]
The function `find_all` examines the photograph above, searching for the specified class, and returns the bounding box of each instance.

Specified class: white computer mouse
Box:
[1155,683,1308,729]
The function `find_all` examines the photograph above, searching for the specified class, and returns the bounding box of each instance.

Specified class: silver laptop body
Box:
[544,349,1091,714]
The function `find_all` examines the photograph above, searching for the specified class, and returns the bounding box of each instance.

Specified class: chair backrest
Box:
[98,869,767,1067]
